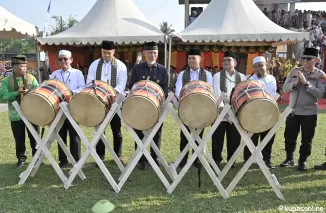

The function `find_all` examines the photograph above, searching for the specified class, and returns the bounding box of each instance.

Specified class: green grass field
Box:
[0,108,326,213]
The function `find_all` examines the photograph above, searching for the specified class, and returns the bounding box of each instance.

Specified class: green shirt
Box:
[0,74,39,121]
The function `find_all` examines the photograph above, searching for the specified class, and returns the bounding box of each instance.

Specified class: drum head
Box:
[179,93,217,129]
[238,99,279,133]
[21,93,55,126]
[122,96,159,130]
[69,93,106,127]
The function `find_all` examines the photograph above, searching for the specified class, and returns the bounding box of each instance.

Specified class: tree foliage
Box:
[0,15,78,55]
[50,15,78,35]
[0,38,35,55]
[159,22,175,35]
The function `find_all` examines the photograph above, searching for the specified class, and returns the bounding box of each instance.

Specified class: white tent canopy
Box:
[177,0,309,43]
[0,5,38,38]
[37,0,165,45]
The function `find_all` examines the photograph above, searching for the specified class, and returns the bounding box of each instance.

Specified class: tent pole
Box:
[164,35,168,68]
[185,0,189,28]
[35,38,41,82]
[167,35,172,89]
[168,36,172,72]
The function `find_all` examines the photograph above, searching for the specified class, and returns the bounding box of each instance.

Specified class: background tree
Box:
[51,15,78,35]
[159,22,175,35]
[0,16,79,57]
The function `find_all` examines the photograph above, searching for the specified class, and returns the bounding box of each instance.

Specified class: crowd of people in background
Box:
[168,55,325,100]
[262,9,326,30]
[262,9,326,51]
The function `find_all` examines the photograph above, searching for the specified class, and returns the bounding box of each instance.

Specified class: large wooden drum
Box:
[122,80,165,130]
[21,79,72,126]
[178,80,217,129]
[230,80,279,133]
[69,81,116,127]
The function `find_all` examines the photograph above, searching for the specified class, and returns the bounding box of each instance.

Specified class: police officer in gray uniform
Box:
[280,48,326,171]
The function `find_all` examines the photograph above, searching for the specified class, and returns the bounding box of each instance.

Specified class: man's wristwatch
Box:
[305,81,310,89]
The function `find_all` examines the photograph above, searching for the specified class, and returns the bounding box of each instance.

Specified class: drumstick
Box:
[92,80,97,94]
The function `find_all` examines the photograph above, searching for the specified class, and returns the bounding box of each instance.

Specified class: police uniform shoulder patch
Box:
[320,73,326,84]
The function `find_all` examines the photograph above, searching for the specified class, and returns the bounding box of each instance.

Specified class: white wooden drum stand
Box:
[12,101,86,185]
[167,95,229,198]
[116,92,175,191]
[218,94,292,200]
[61,96,123,192]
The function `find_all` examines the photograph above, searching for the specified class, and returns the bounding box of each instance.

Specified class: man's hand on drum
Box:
[18,85,29,95]
[297,71,307,85]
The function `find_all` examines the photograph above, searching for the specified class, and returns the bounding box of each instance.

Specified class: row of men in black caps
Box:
[3,40,326,172]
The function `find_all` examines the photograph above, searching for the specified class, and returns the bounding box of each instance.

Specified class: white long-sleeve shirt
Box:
[49,67,85,94]
[86,58,127,93]
[249,74,277,97]
[175,68,213,98]
[213,71,247,108]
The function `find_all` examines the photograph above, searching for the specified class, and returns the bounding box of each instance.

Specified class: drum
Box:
[21,79,72,126]
[178,80,217,129]
[69,81,116,127]
[230,80,279,133]
[122,80,165,130]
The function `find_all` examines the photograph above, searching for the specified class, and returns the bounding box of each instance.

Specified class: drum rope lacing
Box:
[89,80,115,108]
[233,81,269,109]
[180,81,213,99]
[40,80,71,102]
[131,80,163,106]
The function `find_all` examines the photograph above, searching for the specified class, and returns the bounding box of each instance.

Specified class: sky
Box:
[0,0,326,34]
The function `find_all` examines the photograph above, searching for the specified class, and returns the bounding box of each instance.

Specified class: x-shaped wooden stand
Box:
[61,96,124,192]
[12,101,86,185]
[220,107,291,200]
[167,96,229,198]
[215,94,291,200]
[117,92,175,190]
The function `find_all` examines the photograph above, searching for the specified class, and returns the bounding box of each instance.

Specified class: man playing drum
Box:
[243,56,277,169]
[281,47,326,171]
[212,52,247,168]
[174,49,213,169]
[87,41,127,164]
[50,50,85,167]
[128,42,168,170]
[0,56,39,167]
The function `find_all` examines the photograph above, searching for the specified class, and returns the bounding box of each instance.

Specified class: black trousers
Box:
[211,121,241,162]
[284,114,317,162]
[134,124,163,162]
[96,114,123,159]
[11,120,39,162]
[58,119,81,163]
[180,126,204,163]
[243,130,275,162]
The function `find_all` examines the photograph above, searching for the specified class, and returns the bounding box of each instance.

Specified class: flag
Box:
[43,0,52,37]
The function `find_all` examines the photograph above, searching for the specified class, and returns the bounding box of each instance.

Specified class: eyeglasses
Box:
[58,58,70,62]
[222,59,232,62]
[301,57,314,61]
